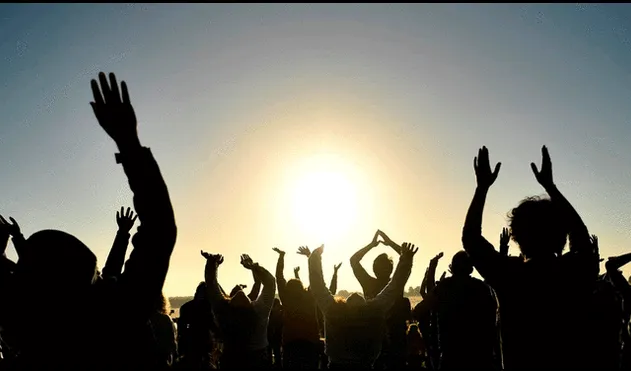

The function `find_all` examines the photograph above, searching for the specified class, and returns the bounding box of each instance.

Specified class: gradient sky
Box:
[2,4,631,297]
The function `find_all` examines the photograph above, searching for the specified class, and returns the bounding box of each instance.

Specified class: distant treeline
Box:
[168,287,422,309]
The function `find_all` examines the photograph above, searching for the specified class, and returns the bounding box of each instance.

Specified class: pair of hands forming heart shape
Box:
[370,230,394,247]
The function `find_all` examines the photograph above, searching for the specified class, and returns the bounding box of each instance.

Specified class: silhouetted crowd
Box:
[0,72,628,370]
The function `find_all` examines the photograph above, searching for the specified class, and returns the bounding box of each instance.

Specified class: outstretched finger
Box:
[121,81,131,105]
[98,72,111,103]
[131,215,138,223]
[530,162,539,176]
[109,73,121,103]
[542,146,550,161]
[492,162,501,178]
[91,79,104,106]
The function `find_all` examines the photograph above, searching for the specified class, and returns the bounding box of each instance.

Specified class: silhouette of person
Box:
[462,146,597,369]
[5,72,178,370]
[202,252,275,369]
[176,282,218,370]
[311,243,417,370]
[413,251,501,370]
[350,230,410,369]
[273,246,320,370]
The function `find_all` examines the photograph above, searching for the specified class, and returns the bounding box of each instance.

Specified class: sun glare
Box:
[288,155,359,242]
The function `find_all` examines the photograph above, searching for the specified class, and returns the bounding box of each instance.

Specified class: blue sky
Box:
[2,4,631,296]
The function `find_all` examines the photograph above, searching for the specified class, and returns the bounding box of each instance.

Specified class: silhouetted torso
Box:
[178,299,216,359]
[465,238,593,370]
[431,275,500,370]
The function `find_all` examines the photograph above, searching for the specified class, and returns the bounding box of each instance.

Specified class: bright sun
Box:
[288,155,359,241]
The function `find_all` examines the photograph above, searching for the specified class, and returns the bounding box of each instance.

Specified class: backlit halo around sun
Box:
[288,155,359,242]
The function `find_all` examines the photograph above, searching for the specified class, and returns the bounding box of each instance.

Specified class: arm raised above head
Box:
[350,231,381,287]
[90,72,177,311]
[371,242,416,313]
[309,246,335,314]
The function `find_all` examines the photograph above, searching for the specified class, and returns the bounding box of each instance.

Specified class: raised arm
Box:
[604,236,631,316]
[607,252,631,273]
[247,269,262,302]
[426,252,443,294]
[462,147,503,279]
[294,266,301,280]
[371,242,416,312]
[0,216,26,259]
[531,146,591,254]
[420,267,429,299]
[218,283,227,297]
[102,207,136,279]
[273,247,287,303]
[240,254,275,314]
[202,251,227,308]
[297,246,313,290]
[308,245,335,314]
[329,262,342,294]
[350,231,381,286]
[90,72,177,312]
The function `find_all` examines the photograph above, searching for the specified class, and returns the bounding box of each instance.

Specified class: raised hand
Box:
[439,271,447,282]
[334,262,343,272]
[590,235,604,263]
[474,146,501,189]
[378,230,393,246]
[272,247,285,256]
[500,228,510,246]
[90,72,140,151]
[116,207,137,233]
[430,252,444,265]
[0,215,21,237]
[401,242,419,260]
[590,234,599,254]
[297,246,311,257]
[294,266,300,277]
[531,145,554,190]
[312,244,324,256]
[201,250,224,267]
[240,254,256,270]
[499,227,510,256]
[371,230,383,246]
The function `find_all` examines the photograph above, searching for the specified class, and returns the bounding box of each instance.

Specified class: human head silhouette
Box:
[285,278,306,300]
[229,284,246,297]
[373,253,393,280]
[449,251,473,277]
[346,292,366,307]
[230,290,251,308]
[16,230,98,294]
[11,230,98,358]
[194,281,206,300]
[508,196,567,259]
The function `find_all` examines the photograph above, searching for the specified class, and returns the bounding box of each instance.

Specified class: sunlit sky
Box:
[2,4,631,297]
